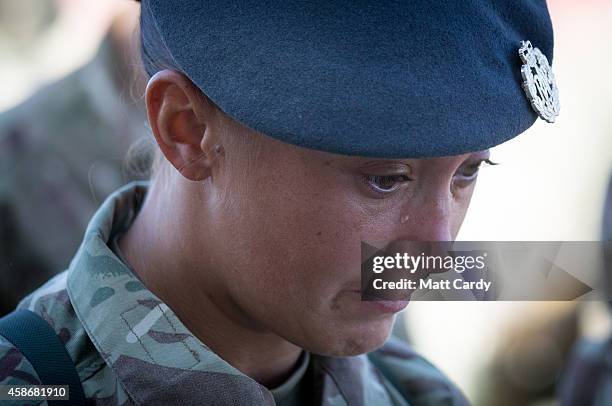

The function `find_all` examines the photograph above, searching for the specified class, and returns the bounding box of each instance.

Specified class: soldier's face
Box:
[195,120,489,356]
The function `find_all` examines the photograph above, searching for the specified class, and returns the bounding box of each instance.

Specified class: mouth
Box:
[348,290,410,314]
[361,299,409,313]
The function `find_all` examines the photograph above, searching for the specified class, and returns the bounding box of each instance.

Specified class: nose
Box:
[397,191,453,242]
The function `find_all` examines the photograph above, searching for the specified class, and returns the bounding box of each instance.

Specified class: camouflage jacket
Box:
[0,182,469,405]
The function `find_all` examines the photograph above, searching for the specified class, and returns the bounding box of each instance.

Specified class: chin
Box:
[313,318,395,357]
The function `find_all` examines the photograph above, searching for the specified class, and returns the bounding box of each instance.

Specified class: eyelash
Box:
[460,159,498,179]
[363,159,499,195]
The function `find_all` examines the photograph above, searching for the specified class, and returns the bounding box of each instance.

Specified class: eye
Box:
[364,174,412,194]
[456,158,498,182]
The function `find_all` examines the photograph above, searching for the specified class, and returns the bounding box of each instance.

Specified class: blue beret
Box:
[144,0,556,158]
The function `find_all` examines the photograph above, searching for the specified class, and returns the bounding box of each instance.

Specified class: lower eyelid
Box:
[372,184,401,193]
[361,176,400,195]
[453,174,479,187]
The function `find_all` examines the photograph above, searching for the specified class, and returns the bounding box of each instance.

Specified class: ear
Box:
[145,70,219,181]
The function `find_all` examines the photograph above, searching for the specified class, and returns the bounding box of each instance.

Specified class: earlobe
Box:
[145,70,218,181]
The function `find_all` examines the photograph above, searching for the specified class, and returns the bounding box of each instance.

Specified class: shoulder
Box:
[367,336,469,406]
[17,272,109,378]
[0,69,87,166]
[0,273,117,394]
[0,273,75,387]
[0,66,89,131]
[0,334,41,387]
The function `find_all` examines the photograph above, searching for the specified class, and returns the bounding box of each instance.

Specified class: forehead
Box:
[218,108,489,170]
[278,141,490,169]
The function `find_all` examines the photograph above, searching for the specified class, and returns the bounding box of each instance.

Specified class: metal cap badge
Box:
[519,40,560,123]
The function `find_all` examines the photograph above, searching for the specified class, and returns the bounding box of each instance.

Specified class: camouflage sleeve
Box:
[0,335,46,406]
[368,336,470,406]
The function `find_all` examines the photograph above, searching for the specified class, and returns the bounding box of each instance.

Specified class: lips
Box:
[362,299,409,314]
[348,290,410,314]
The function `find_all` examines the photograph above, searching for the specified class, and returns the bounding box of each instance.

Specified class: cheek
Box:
[209,174,399,353]
[450,185,477,235]
[227,197,395,353]
[247,192,365,297]
[218,171,374,312]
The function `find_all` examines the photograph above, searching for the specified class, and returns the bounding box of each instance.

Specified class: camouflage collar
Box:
[66,181,276,404]
[65,181,391,405]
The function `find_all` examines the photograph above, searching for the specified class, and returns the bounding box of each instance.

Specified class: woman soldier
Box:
[0,0,558,405]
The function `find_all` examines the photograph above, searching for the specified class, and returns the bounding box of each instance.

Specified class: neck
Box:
[118,177,303,388]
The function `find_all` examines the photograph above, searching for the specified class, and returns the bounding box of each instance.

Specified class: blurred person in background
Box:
[474,172,611,406]
[474,302,579,406]
[558,173,612,406]
[0,0,146,316]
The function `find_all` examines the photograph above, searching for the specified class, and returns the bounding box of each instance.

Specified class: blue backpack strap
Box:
[0,309,86,406]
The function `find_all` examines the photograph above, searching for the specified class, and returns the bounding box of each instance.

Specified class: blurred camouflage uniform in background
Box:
[474,303,579,406]
[558,173,612,406]
[0,31,148,316]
